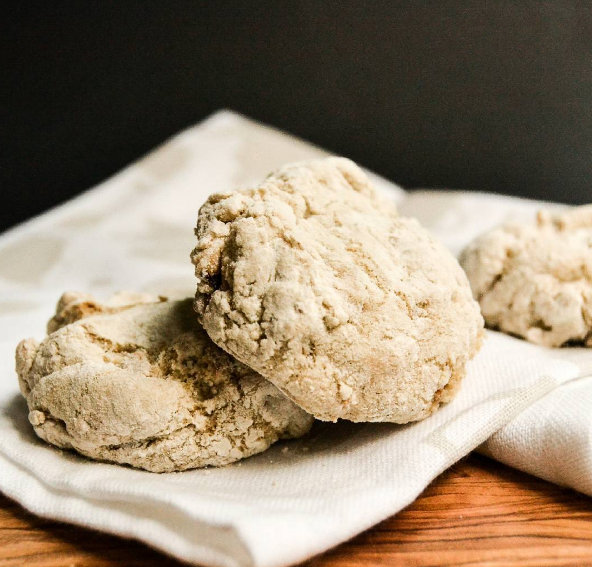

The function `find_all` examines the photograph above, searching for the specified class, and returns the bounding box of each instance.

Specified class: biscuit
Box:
[191,158,484,423]
[16,293,313,472]
[460,205,592,347]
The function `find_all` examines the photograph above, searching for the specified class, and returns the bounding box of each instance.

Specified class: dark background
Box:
[2,1,591,232]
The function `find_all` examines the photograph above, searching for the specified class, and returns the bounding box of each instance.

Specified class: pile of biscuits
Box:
[16,158,491,472]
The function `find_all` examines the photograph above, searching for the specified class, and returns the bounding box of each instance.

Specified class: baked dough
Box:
[460,206,592,347]
[46,290,162,334]
[192,158,484,423]
[15,293,313,472]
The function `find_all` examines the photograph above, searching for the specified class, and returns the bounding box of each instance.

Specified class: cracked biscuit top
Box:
[460,205,592,347]
[15,292,313,472]
[191,158,484,423]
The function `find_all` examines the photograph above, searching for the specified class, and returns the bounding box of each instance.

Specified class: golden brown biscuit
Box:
[16,294,313,472]
[192,158,483,423]
[460,205,592,347]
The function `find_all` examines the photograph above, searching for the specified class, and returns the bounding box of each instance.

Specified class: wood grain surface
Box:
[1,453,591,567]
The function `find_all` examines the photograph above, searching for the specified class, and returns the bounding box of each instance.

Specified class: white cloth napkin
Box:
[0,111,590,567]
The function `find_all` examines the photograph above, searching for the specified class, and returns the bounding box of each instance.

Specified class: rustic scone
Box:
[15,293,313,472]
[191,157,484,423]
[460,205,592,347]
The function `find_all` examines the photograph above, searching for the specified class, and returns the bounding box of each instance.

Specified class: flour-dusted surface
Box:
[16,293,312,472]
[192,158,484,423]
[460,205,592,347]
[1,112,592,567]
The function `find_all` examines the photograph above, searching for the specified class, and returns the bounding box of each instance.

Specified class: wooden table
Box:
[1,453,591,567]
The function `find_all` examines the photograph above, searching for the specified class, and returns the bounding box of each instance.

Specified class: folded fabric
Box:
[478,376,592,496]
[0,111,590,567]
